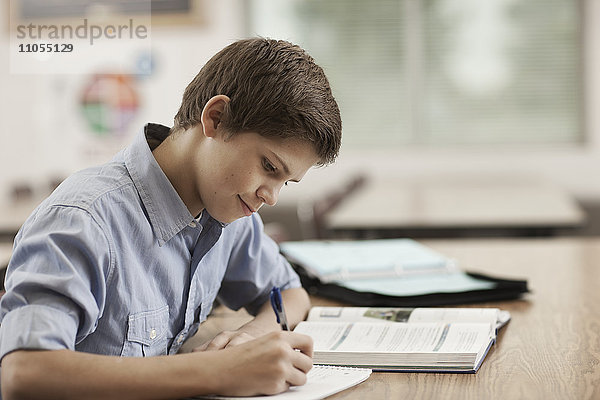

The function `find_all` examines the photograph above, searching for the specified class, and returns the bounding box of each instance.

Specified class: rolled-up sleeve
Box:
[0,205,111,361]
[217,214,301,315]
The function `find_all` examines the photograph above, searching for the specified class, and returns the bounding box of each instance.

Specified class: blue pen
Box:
[270,286,289,331]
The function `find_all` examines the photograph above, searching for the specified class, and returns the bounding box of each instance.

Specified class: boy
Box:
[0,38,342,399]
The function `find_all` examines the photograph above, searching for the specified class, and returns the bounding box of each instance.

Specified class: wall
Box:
[0,0,245,202]
[1,0,599,221]
[275,0,600,211]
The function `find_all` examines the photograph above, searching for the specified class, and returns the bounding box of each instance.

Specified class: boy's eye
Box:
[263,158,276,172]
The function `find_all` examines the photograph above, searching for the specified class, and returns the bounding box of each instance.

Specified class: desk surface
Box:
[326,178,585,238]
[185,237,600,399]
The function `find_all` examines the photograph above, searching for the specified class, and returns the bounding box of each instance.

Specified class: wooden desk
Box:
[185,237,600,399]
[325,178,586,238]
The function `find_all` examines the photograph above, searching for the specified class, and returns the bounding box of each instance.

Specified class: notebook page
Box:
[193,365,371,400]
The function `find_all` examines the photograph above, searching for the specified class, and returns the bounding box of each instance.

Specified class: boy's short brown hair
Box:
[172,38,342,165]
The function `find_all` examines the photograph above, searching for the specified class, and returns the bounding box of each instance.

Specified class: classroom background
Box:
[1,0,600,242]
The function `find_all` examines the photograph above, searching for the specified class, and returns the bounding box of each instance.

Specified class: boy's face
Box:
[195,130,319,224]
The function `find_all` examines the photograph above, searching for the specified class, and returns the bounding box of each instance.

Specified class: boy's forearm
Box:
[279,286,311,328]
[2,329,314,400]
[1,349,218,400]
[240,287,311,335]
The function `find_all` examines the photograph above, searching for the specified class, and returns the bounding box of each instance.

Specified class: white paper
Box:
[193,365,371,400]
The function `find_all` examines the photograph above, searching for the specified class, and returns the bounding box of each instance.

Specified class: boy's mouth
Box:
[238,195,256,216]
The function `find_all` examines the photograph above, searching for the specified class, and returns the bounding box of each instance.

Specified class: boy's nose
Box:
[257,184,280,207]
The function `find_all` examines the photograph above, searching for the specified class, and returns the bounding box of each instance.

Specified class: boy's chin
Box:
[206,208,244,224]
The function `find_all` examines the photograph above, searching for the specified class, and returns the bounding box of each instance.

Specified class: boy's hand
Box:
[204,330,314,396]
[194,287,312,352]
[193,329,257,351]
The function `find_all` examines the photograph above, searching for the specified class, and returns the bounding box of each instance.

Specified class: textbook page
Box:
[297,322,493,354]
[193,365,371,400]
[307,306,510,330]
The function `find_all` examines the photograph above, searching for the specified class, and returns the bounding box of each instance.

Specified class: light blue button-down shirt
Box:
[0,123,301,360]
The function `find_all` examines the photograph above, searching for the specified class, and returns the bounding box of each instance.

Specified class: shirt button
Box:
[176,334,184,345]
[149,329,157,340]
[188,221,197,228]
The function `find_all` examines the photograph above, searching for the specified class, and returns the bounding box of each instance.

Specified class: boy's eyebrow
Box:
[269,152,290,175]
[270,152,301,182]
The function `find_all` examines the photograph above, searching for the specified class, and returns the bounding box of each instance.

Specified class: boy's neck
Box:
[152,128,205,217]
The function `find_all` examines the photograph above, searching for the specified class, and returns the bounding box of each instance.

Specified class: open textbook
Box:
[293,306,511,373]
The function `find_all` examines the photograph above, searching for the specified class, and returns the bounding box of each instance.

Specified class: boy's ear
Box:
[200,95,231,138]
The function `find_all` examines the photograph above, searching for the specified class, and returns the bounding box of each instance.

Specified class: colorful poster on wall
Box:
[79,73,140,137]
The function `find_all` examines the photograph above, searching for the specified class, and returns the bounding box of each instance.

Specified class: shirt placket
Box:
[169,218,222,355]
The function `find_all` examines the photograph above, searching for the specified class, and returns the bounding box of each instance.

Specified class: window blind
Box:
[247,0,582,147]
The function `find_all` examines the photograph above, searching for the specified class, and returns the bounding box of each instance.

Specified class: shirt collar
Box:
[124,124,196,246]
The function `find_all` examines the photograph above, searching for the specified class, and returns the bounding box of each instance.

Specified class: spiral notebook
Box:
[193,365,371,399]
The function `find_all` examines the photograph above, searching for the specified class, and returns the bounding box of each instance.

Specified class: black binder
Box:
[280,239,529,307]
[292,263,529,307]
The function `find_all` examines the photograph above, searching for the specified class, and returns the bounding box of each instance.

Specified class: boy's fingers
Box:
[286,332,313,358]
[291,349,313,374]
[204,332,234,350]
[191,342,209,352]
[287,364,309,387]
[224,332,254,348]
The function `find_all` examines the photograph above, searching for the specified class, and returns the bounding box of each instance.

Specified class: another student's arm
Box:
[1,329,313,400]
[199,286,311,350]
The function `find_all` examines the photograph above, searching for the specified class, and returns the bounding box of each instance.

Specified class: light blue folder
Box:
[279,239,494,297]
